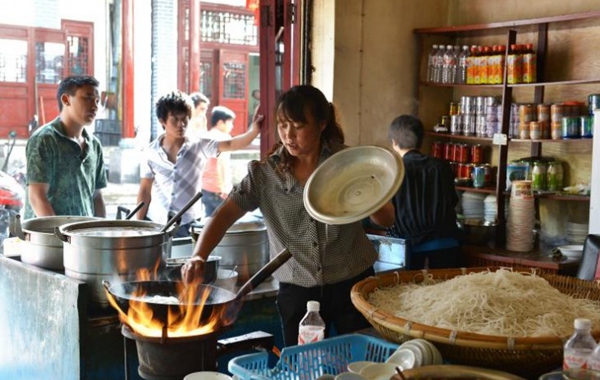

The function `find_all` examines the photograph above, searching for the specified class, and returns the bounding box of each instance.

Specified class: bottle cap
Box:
[307,300,320,312]
[575,318,592,330]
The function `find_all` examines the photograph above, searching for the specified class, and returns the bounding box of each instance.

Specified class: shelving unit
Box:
[414,11,600,247]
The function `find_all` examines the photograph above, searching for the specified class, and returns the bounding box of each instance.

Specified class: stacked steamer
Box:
[506,180,535,252]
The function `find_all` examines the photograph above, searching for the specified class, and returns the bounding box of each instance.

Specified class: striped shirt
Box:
[140,134,219,225]
[229,145,378,287]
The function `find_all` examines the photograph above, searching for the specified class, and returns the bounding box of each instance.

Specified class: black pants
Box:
[407,246,463,270]
[276,267,374,347]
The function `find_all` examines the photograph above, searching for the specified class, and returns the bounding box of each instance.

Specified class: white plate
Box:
[184,372,232,380]
[402,340,433,366]
[397,343,423,367]
[347,361,375,374]
[386,348,415,370]
[559,245,584,258]
[358,363,398,380]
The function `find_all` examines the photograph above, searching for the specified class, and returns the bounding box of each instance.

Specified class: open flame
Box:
[106,266,230,338]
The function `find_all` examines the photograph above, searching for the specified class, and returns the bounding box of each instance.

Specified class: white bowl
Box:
[347,361,375,374]
[559,245,584,258]
[402,339,434,366]
[184,372,232,380]
[358,362,398,380]
[397,344,423,367]
[334,372,366,380]
[386,348,415,370]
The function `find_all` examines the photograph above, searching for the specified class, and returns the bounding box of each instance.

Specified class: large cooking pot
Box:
[103,248,292,330]
[192,212,268,284]
[9,215,102,270]
[56,219,179,309]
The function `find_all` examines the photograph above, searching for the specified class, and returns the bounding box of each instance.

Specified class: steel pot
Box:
[55,219,179,309]
[9,215,102,270]
[191,213,269,284]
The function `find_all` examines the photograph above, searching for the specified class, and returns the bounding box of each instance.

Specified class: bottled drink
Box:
[456,45,469,84]
[466,45,478,84]
[298,300,326,345]
[523,43,537,83]
[564,318,596,370]
[427,45,439,82]
[433,45,445,83]
[588,339,600,370]
[442,45,457,84]
[547,161,564,191]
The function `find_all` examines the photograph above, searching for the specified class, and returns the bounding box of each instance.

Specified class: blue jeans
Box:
[202,190,223,217]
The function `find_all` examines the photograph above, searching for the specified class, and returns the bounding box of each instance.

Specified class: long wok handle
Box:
[234,248,292,301]
[160,192,203,234]
[125,201,145,220]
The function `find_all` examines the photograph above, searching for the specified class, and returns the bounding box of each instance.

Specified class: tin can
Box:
[486,105,500,121]
[460,96,473,115]
[589,94,600,116]
[459,163,473,179]
[518,123,530,139]
[529,121,542,140]
[456,144,470,163]
[431,141,445,159]
[551,122,563,140]
[472,165,486,188]
[444,143,456,161]
[537,104,551,122]
[462,115,475,136]
[475,96,486,115]
[471,144,483,164]
[551,103,565,124]
[519,104,535,123]
[580,116,593,138]
[450,115,462,135]
[562,116,581,138]
[449,102,460,116]
[482,164,492,186]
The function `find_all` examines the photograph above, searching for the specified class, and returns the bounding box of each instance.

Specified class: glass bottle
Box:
[564,318,596,370]
[547,161,564,192]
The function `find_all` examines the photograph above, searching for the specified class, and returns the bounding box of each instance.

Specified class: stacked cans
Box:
[430,141,491,188]
[456,96,499,137]
[514,103,551,140]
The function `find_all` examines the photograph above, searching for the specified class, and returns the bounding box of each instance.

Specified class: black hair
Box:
[387,114,424,150]
[57,75,99,111]
[210,106,236,128]
[155,90,193,121]
[268,85,345,172]
[189,92,210,108]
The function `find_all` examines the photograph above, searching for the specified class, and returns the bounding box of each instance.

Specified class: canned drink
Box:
[529,121,541,140]
[482,164,492,186]
[444,142,456,161]
[518,123,530,139]
[472,165,486,188]
[449,102,460,116]
[462,115,475,136]
[431,141,445,159]
[537,104,551,122]
[589,94,600,116]
[458,163,473,180]
[456,143,470,163]
[551,103,565,124]
[450,115,462,135]
[519,104,535,123]
[484,96,498,107]
[580,116,593,138]
[476,115,487,137]
[471,144,483,164]
[486,105,499,121]
[551,122,563,140]
[562,116,581,138]
[476,96,486,115]
[460,96,473,115]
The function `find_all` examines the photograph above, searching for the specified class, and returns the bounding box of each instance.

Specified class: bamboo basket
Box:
[350,267,600,379]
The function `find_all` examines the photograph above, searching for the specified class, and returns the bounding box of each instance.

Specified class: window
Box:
[223,61,246,99]
[35,42,64,84]
[0,39,27,83]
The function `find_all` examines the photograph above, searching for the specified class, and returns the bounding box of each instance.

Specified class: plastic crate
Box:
[228,334,398,380]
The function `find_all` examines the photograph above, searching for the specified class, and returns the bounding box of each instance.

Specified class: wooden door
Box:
[0,25,31,138]
[218,50,248,136]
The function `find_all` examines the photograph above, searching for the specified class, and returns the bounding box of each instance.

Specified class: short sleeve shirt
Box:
[140,134,219,225]
[24,117,107,218]
[229,145,378,287]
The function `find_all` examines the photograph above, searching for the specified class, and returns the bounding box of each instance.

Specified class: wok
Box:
[103,248,291,329]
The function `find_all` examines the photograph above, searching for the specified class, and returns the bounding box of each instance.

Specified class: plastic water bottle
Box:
[456,45,470,84]
[426,45,438,83]
[433,45,445,83]
[442,45,457,84]
[588,341,600,370]
[564,318,596,370]
[298,300,325,345]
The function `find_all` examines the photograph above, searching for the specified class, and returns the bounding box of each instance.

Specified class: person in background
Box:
[187,92,210,140]
[201,106,236,217]
[387,114,462,270]
[136,91,262,237]
[25,75,107,218]
[181,85,395,346]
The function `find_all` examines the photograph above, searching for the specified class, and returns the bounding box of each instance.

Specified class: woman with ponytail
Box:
[182,85,394,346]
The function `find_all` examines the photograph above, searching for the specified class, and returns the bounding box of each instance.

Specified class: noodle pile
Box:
[368,269,600,337]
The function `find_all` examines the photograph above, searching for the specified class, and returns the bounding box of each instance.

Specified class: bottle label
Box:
[564,349,591,370]
[298,325,325,345]
[588,356,600,371]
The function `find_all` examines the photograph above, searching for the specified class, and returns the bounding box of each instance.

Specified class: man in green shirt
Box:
[24,75,107,218]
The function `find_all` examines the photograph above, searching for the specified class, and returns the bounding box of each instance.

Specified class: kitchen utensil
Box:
[161,192,203,234]
[125,201,145,220]
[165,255,220,284]
[303,145,404,225]
[103,248,292,330]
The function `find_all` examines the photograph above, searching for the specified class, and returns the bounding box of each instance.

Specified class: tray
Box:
[228,334,398,380]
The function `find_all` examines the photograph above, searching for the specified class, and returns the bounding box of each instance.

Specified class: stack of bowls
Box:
[566,222,589,245]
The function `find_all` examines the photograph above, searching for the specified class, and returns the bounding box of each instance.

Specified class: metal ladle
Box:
[160,191,203,233]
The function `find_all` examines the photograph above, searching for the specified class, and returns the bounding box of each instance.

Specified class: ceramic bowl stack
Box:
[483,195,497,224]
[506,181,536,252]
[461,192,486,221]
[566,222,589,245]
[393,339,443,369]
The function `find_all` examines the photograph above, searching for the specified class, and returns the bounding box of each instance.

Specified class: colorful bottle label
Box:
[564,349,592,370]
[298,325,325,345]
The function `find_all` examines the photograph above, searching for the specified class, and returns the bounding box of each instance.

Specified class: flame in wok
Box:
[106,268,230,338]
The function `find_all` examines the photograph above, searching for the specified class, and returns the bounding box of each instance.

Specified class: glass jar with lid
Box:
[547,161,564,192]
[532,161,547,191]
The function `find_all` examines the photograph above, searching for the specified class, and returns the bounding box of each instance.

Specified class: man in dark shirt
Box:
[388,115,462,269]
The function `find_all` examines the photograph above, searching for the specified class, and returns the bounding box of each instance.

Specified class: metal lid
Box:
[58,219,175,237]
[303,145,405,225]
[194,212,266,233]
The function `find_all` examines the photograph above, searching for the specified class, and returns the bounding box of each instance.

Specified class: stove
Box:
[122,324,273,380]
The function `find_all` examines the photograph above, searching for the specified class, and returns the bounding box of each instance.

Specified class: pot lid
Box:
[193,212,266,233]
[21,216,102,235]
[303,145,405,225]
[58,219,175,237]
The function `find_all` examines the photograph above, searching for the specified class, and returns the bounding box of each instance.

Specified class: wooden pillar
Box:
[122,0,135,138]
[259,0,277,158]
[189,0,201,93]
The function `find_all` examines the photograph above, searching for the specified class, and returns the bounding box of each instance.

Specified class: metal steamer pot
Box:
[55,219,179,309]
[10,215,102,270]
[192,213,269,284]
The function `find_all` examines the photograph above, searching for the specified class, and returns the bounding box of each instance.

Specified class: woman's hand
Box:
[251,104,264,132]
[181,256,206,285]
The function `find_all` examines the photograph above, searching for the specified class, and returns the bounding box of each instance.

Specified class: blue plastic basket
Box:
[228,334,399,380]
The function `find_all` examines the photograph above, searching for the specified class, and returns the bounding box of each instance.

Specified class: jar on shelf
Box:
[547,161,564,192]
[532,161,547,191]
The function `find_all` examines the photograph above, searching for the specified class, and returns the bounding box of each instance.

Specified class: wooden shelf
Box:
[503,191,591,201]
[425,131,493,142]
[456,185,496,194]
[509,78,600,87]
[510,138,593,143]
[419,81,502,89]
